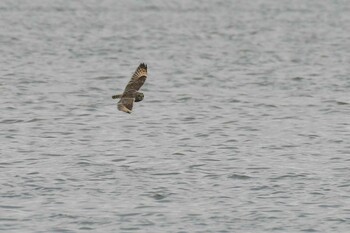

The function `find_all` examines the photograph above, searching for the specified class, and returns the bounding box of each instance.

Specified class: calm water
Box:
[1,0,350,232]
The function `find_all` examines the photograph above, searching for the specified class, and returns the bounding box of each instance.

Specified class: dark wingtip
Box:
[140,63,147,69]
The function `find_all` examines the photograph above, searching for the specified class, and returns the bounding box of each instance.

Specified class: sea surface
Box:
[1,0,350,232]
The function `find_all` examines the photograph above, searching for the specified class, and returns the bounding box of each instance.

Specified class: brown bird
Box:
[112,63,148,114]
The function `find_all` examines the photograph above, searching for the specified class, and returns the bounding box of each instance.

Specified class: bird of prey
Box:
[112,63,148,114]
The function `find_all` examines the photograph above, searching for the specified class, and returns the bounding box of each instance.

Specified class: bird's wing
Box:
[118,97,134,113]
[122,63,147,94]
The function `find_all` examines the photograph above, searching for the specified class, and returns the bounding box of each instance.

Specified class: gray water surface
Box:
[1,0,350,232]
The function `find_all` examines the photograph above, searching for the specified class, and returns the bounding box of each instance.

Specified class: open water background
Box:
[1,0,350,232]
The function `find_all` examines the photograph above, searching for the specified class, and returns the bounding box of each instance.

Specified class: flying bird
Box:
[112,63,148,114]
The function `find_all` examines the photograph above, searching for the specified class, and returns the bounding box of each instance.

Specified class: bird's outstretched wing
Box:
[122,63,147,94]
[117,97,134,114]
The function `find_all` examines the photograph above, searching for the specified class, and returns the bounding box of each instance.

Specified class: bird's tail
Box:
[112,94,122,99]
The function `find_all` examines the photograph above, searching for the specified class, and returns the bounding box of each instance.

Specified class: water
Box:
[1,0,350,232]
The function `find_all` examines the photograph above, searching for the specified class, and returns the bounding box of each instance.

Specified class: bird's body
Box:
[112,63,148,114]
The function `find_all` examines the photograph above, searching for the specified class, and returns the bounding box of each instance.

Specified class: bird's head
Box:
[135,92,144,102]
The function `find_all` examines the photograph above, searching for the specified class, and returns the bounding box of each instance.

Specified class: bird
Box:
[112,63,148,114]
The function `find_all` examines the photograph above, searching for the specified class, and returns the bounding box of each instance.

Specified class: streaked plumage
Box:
[112,63,148,114]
